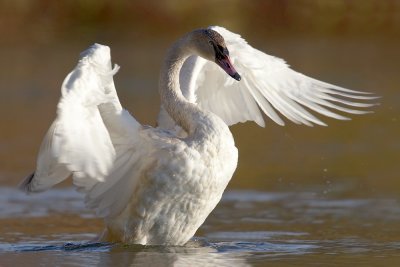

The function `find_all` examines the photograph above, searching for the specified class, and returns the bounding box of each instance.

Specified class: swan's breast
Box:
[112,125,237,245]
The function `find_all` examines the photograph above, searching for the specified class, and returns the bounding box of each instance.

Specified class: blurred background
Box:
[0,0,399,196]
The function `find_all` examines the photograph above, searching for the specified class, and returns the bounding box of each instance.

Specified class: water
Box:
[0,188,399,266]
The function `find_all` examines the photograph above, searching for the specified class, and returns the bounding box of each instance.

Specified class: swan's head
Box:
[191,29,241,81]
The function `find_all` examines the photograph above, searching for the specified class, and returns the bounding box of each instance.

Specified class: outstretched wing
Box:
[182,26,377,127]
[20,44,147,218]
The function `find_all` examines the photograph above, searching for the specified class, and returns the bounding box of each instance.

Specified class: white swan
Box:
[20,26,375,245]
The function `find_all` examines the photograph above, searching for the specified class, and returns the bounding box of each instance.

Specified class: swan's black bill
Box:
[216,56,241,81]
[231,72,241,81]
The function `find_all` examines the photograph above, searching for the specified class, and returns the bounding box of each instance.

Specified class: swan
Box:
[19,26,375,245]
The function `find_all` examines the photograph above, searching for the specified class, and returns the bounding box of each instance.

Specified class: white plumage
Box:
[20,26,375,245]
[179,26,374,127]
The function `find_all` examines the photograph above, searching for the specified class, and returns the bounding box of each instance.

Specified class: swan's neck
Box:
[159,34,200,134]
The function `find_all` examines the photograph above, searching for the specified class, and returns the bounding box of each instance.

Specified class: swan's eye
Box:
[209,41,213,46]
[216,45,229,56]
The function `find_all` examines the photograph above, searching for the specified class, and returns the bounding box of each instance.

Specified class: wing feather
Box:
[179,26,376,127]
[21,44,148,219]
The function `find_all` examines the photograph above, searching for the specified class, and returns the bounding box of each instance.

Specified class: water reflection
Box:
[106,244,251,267]
[3,241,251,267]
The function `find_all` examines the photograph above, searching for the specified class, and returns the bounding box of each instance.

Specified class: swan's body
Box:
[20,26,375,245]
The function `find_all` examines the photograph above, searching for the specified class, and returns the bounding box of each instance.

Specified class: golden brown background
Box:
[0,0,399,195]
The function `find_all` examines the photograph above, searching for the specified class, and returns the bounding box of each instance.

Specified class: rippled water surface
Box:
[0,188,399,266]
